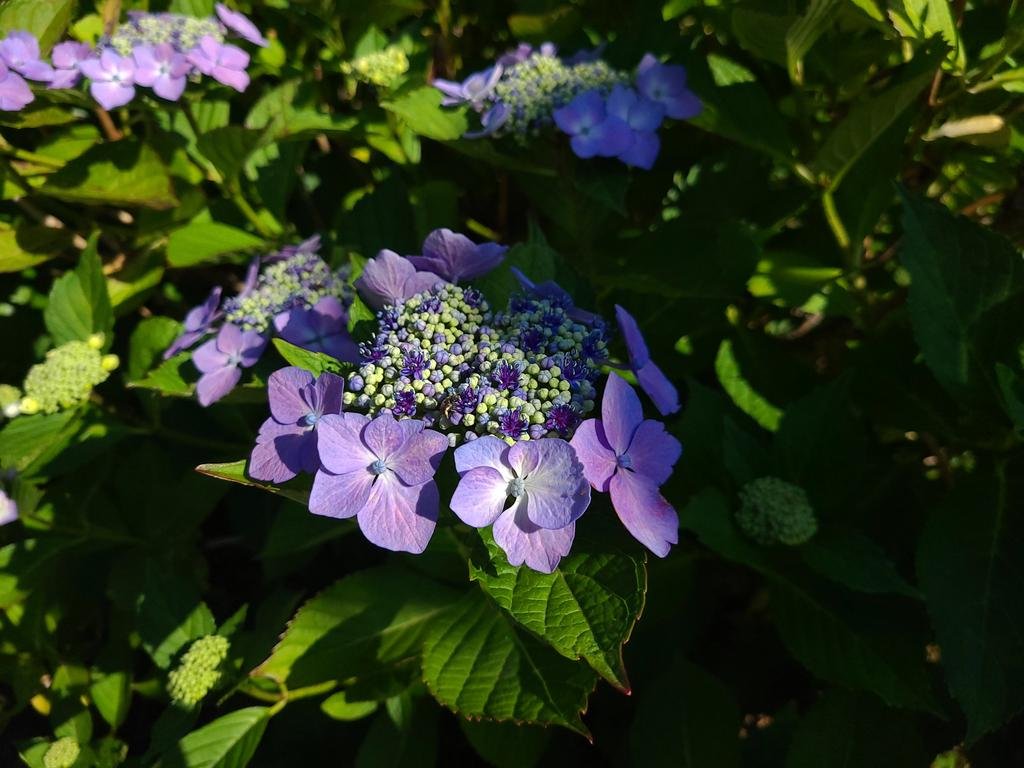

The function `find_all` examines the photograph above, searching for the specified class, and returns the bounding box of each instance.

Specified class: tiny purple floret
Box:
[192,323,266,406]
[615,304,680,416]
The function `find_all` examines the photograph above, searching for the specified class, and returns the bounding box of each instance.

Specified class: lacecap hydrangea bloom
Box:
[0,3,266,112]
[16,334,118,416]
[436,44,701,169]
[245,227,684,572]
[164,236,355,407]
[166,634,230,707]
[735,476,818,546]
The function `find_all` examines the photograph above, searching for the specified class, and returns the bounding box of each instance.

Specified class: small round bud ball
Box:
[736,477,817,546]
[167,634,230,708]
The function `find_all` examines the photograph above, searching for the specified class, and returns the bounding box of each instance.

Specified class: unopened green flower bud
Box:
[167,634,230,708]
[43,737,80,768]
[736,477,817,546]
[21,340,112,414]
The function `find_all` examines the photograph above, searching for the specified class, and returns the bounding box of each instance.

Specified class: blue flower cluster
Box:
[436,44,701,169]
[344,284,608,443]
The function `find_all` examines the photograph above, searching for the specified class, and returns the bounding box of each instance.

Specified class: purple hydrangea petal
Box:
[569,419,617,493]
[0,66,34,111]
[356,249,418,309]
[358,471,438,554]
[449,465,509,527]
[636,57,701,120]
[312,370,345,416]
[625,419,681,486]
[0,31,52,82]
[196,364,242,406]
[606,84,664,132]
[408,228,507,283]
[587,115,635,158]
[164,287,222,359]
[387,425,448,486]
[249,419,308,482]
[636,360,680,416]
[507,439,589,529]
[361,412,405,461]
[434,78,467,105]
[553,90,605,134]
[317,413,374,475]
[465,102,509,138]
[89,79,136,110]
[267,366,316,424]
[493,503,575,574]
[453,434,511,476]
[52,41,91,70]
[615,304,649,366]
[192,336,229,373]
[609,469,678,557]
[618,131,660,170]
[309,466,374,519]
[601,372,643,456]
[215,3,268,47]
[0,490,17,526]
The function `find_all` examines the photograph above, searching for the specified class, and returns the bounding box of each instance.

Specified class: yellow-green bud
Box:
[167,635,230,708]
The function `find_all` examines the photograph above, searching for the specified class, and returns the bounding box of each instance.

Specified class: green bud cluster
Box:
[0,384,20,418]
[344,285,606,443]
[342,47,409,88]
[494,55,626,136]
[20,337,118,415]
[735,477,818,546]
[108,13,224,56]
[222,251,351,333]
[43,737,80,768]
[167,634,230,707]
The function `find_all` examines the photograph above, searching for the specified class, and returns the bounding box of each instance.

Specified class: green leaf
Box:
[459,719,550,768]
[161,707,269,768]
[40,140,179,209]
[320,691,379,721]
[815,47,943,186]
[355,698,438,768]
[127,317,182,382]
[472,222,559,309]
[43,238,114,345]
[0,411,80,474]
[470,519,646,691]
[785,0,841,83]
[196,127,265,181]
[681,489,940,713]
[0,0,74,51]
[421,588,597,735]
[899,192,1024,405]
[381,87,468,141]
[195,460,311,507]
[135,562,216,669]
[715,339,783,431]
[271,339,350,377]
[90,671,131,730]
[917,467,1024,741]
[0,222,70,273]
[630,659,741,767]
[255,566,458,688]
[167,222,263,267]
[129,353,195,398]
[785,690,927,767]
[800,533,920,598]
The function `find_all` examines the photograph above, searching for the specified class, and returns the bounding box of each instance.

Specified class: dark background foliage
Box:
[0,0,1022,766]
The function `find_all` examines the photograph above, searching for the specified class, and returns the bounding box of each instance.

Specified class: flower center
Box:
[507,477,526,498]
[369,459,388,475]
[302,412,319,427]
[616,453,633,471]
[226,352,242,367]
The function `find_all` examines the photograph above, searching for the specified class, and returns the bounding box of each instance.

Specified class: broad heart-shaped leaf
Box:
[0,411,80,474]
[161,707,269,768]
[0,0,74,51]
[195,460,311,507]
[421,587,597,736]
[196,127,265,181]
[167,221,264,267]
[629,659,741,768]
[899,192,1024,407]
[469,516,646,692]
[381,87,468,141]
[0,222,70,273]
[129,353,195,398]
[256,566,459,688]
[680,489,941,713]
[800,533,920,599]
[43,238,114,346]
[40,140,178,209]
[917,467,1024,742]
[785,690,928,768]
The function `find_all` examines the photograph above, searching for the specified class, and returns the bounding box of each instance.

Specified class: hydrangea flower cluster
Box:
[14,335,119,416]
[342,46,409,89]
[436,44,701,169]
[245,228,684,572]
[163,236,356,407]
[0,3,266,112]
[735,477,818,546]
[43,738,81,768]
[167,634,230,708]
